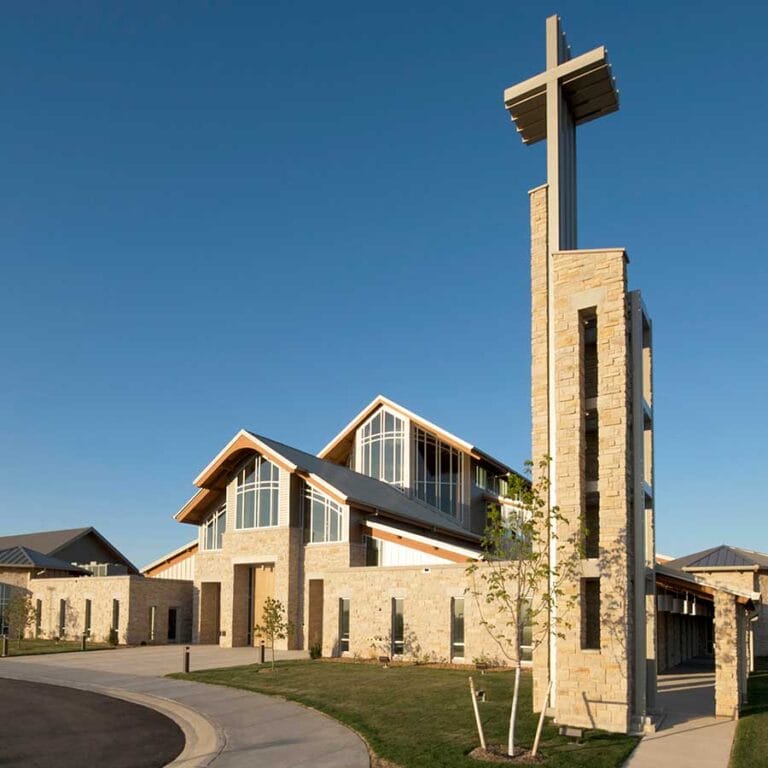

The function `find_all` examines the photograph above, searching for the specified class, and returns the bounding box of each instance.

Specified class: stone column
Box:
[714,591,740,718]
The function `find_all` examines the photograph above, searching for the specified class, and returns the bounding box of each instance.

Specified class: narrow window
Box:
[303,485,343,543]
[202,503,227,551]
[35,599,42,636]
[84,599,92,637]
[339,599,350,653]
[0,584,11,634]
[451,598,465,659]
[148,605,156,641]
[520,599,533,662]
[112,599,120,631]
[581,579,601,650]
[391,598,404,656]
[59,599,66,637]
[581,310,600,558]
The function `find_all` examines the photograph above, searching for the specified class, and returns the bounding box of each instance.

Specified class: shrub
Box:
[309,642,322,660]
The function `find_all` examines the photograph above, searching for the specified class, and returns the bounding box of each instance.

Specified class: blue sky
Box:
[1,1,766,567]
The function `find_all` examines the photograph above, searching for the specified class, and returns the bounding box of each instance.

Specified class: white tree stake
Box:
[508,664,521,756]
[469,676,486,751]
[532,679,553,757]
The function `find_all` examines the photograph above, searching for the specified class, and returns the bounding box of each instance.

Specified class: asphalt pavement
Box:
[2,677,184,768]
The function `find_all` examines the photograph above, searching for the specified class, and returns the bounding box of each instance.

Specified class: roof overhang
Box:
[682,565,760,573]
[365,520,481,564]
[141,540,198,575]
[656,564,760,606]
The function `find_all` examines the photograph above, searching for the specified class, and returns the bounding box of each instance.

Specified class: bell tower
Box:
[506,16,657,733]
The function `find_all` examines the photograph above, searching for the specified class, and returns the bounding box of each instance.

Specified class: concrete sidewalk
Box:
[1,647,370,768]
[624,668,736,768]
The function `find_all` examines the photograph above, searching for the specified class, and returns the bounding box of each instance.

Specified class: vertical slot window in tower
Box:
[581,578,601,650]
[391,598,404,656]
[581,309,599,558]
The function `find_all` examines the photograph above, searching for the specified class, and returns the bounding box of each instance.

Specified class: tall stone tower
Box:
[505,16,657,733]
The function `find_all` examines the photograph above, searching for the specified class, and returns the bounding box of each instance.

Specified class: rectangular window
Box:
[35,599,42,636]
[112,599,120,632]
[451,598,465,659]
[581,579,601,650]
[520,600,533,662]
[414,427,463,518]
[581,310,600,560]
[59,599,66,637]
[148,605,156,641]
[0,584,10,635]
[392,598,404,656]
[339,599,350,653]
[236,456,279,529]
[584,493,600,559]
[84,599,92,637]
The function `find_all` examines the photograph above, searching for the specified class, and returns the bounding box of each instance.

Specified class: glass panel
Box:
[339,599,350,652]
[329,502,340,541]
[451,598,465,658]
[384,440,394,482]
[243,491,255,528]
[370,440,380,479]
[258,488,272,527]
[392,598,404,655]
[384,411,394,433]
[371,412,381,435]
[244,462,255,486]
[236,494,243,529]
[312,497,325,542]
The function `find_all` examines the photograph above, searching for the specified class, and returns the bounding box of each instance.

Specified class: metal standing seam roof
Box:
[666,544,768,570]
[249,432,481,543]
[0,546,89,573]
[0,527,92,555]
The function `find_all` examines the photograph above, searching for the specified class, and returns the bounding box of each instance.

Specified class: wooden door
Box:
[252,564,275,646]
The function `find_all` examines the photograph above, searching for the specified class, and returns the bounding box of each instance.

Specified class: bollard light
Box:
[183,645,190,673]
[259,640,265,664]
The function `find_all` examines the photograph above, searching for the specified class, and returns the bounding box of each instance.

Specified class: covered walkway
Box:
[625,659,737,768]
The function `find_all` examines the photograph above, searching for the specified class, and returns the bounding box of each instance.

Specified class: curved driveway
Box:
[0,646,370,768]
[1,677,184,768]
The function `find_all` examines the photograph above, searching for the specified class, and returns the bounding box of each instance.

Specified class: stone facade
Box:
[26,575,192,645]
[714,591,748,718]
[529,184,647,733]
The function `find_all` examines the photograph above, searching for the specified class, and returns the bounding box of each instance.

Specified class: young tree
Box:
[5,593,36,648]
[466,457,583,757]
[254,597,294,672]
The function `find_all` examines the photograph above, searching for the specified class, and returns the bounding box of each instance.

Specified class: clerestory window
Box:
[304,485,343,543]
[202,503,227,550]
[414,427,463,517]
[236,455,279,529]
[359,408,406,487]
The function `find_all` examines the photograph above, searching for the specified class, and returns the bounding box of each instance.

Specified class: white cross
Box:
[504,15,619,251]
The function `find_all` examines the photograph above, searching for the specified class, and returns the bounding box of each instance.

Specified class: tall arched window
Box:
[303,485,343,543]
[236,455,279,529]
[359,408,405,487]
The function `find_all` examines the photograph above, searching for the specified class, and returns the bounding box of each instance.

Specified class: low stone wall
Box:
[28,575,192,645]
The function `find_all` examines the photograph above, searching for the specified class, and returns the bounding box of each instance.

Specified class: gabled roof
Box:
[0,546,88,574]
[253,433,479,542]
[176,428,480,543]
[317,395,519,478]
[0,527,92,555]
[667,545,768,572]
[656,562,761,605]
[0,527,138,574]
[141,539,198,575]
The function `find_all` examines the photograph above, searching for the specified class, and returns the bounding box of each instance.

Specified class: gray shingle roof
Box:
[250,432,480,542]
[0,528,92,556]
[667,545,768,570]
[0,546,88,573]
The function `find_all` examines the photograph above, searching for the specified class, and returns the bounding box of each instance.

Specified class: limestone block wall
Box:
[27,575,192,645]
[714,591,745,718]
[194,525,300,648]
[757,574,768,657]
[320,563,517,664]
[0,567,32,592]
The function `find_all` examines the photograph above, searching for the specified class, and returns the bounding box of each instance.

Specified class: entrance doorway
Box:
[167,608,178,642]
[248,564,275,646]
[199,582,221,644]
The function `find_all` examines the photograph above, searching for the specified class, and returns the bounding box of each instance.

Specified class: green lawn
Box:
[174,661,637,768]
[1,637,112,656]
[729,657,768,768]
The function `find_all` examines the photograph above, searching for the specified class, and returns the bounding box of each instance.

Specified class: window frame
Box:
[235,455,280,530]
[303,484,344,544]
[356,406,407,488]
[202,502,227,550]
